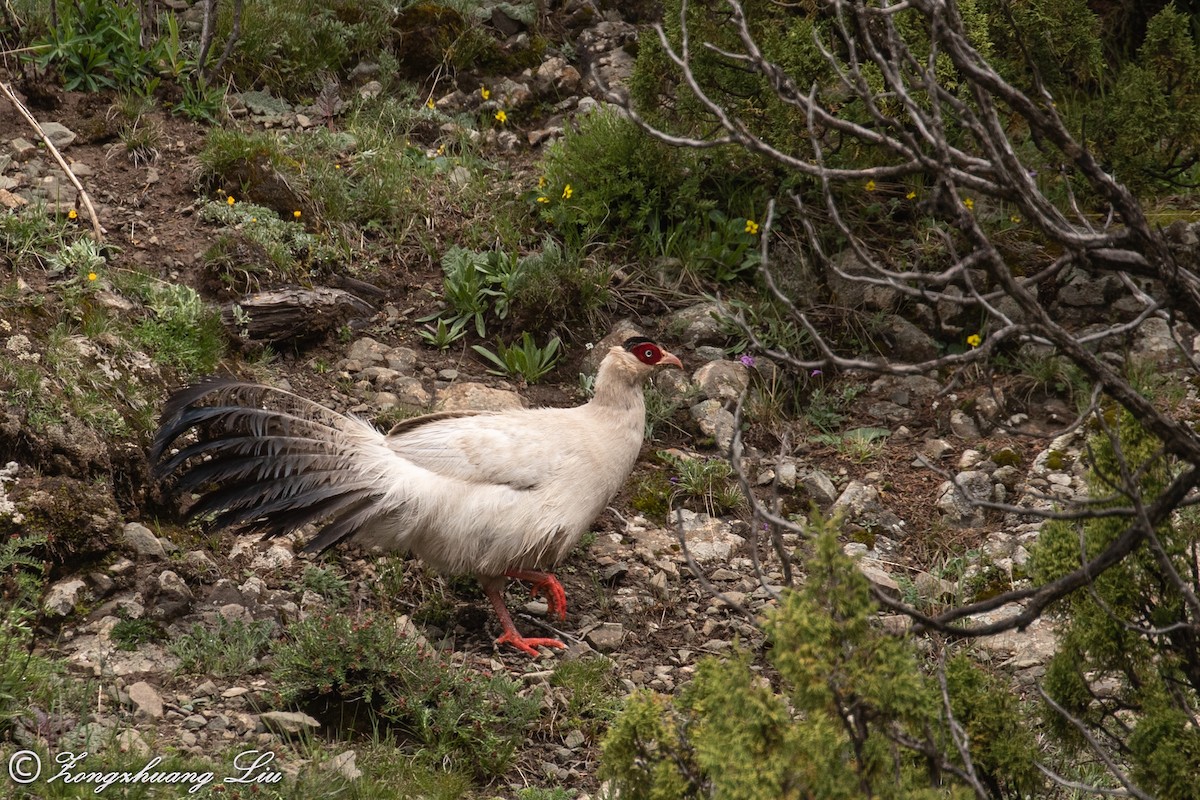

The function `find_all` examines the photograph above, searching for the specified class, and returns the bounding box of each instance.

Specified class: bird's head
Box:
[592,337,683,405]
[621,337,683,372]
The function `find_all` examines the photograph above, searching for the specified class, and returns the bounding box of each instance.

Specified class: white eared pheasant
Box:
[150,336,683,656]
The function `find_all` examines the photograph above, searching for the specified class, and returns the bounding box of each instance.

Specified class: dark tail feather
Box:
[152,378,388,548]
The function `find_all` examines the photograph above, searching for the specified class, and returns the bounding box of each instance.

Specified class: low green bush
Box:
[271,610,539,779]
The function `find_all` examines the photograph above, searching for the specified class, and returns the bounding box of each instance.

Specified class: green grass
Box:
[169,617,276,677]
[110,617,163,651]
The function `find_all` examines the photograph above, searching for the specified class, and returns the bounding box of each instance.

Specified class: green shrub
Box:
[539,109,770,262]
[1032,405,1200,798]
[601,522,1044,799]
[271,610,539,779]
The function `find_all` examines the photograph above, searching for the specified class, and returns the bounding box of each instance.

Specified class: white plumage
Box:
[150,337,682,655]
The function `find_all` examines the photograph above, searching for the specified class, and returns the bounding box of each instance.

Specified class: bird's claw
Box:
[495,630,567,657]
[529,576,568,620]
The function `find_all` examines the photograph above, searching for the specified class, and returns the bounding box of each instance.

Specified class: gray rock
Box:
[157,570,194,604]
[825,250,900,311]
[881,314,938,361]
[676,510,745,563]
[692,360,750,402]
[116,728,150,757]
[800,469,838,507]
[856,559,900,597]
[922,438,955,461]
[391,376,431,408]
[123,522,167,560]
[128,681,164,720]
[667,302,726,348]
[586,622,626,652]
[385,346,418,373]
[689,399,736,451]
[259,710,321,735]
[250,544,293,571]
[44,577,87,617]
[935,471,993,526]
[345,336,389,365]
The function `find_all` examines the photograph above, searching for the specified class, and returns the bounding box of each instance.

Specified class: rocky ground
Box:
[3,3,1196,797]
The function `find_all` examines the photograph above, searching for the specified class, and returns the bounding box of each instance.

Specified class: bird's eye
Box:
[643,349,654,359]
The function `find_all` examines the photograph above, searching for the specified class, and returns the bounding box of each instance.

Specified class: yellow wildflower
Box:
[1010,214,1021,224]
[537,196,550,204]
[335,164,341,170]
[963,197,975,211]
[227,196,235,206]
[426,98,435,109]
[294,210,302,219]
[865,180,876,192]
[967,333,982,348]
[480,86,491,100]
[537,175,546,189]
[436,144,445,156]
[86,272,97,282]
[744,219,760,235]
[906,190,917,200]
[562,184,573,200]
[494,109,508,124]
[67,208,78,220]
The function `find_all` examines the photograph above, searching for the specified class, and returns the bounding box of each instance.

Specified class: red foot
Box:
[505,570,568,620]
[494,629,567,657]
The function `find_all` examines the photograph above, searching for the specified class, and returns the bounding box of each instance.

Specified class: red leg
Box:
[483,583,566,657]
[503,569,567,620]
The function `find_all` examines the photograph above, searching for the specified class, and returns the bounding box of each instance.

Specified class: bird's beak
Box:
[659,350,683,369]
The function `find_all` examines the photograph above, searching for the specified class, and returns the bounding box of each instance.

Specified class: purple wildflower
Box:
[739,354,756,367]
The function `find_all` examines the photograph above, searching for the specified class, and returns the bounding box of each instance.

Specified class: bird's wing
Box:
[384,408,582,490]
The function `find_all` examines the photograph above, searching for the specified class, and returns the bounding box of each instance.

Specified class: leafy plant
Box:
[169,617,276,677]
[271,610,539,779]
[295,565,350,607]
[31,0,161,93]
[417,317,469,350]
[131,281,226,375]
[472,333,561,383]
[658,451,742,517]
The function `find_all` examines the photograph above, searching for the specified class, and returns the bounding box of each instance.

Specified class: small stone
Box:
[128,681,164,720]
[585,622,626,652]
[183,714,207,730]
[123,522,167,560]
[10,138,36,159]
[158,570,194,603]
[43,578,87,617]
[856,560,900,597]
[116,729,151,757]
[563,729,586,749]
[37,121,77,148]
[949,409,980,439]
[259,710,321,735]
